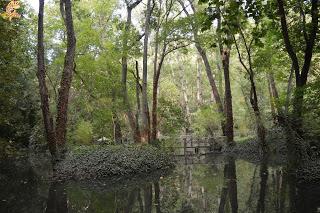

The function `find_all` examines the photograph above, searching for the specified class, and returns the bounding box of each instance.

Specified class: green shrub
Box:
[72,120,93,145]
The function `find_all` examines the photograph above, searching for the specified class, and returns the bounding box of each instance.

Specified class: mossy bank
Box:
[54,145,174,181]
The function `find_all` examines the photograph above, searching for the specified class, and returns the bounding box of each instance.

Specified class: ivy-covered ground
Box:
[54,145,174,181]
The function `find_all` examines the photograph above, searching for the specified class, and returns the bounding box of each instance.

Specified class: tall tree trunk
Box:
[217,8,234,145]
[151,44,167,141]
[141,0,152,143]
[55,0,76,155]
[196,45,225,130]
[178,0,225,136]
[37,0,56,159]
[196,56,203,106]
[221,48,234,145]
[151,7,162,142]
[122,2,142,143]
[250,76,267,153]
[135,61,141,141]
[112,91,122,144]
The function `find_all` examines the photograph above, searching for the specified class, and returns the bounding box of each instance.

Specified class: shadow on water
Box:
[2,154,320,212]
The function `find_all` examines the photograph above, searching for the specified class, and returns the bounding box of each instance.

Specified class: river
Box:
[0,154,319,212]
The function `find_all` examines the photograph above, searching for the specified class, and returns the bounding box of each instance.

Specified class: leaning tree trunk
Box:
[55,0,76,155]
[37,0,56,158]
[178,0,225,136]
[141,0,152,143]
[196,45,225,133]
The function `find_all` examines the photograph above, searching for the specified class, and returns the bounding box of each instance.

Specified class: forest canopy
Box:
[0,0,318,161]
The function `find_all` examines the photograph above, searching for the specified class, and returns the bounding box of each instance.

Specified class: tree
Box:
[151,0,190,141]
[141,0,152,143]
[37,0,76,159]
[122,0,142,143]
[178,0,227,141]
[276,0,319,135]
[37,0,57,157]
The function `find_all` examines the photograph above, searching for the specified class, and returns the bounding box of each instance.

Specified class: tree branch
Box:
[276,0,300,79]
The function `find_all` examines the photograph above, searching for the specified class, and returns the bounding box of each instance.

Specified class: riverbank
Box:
[54,145,175,181]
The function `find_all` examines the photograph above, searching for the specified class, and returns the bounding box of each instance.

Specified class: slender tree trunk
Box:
[196,56,203,106]
[55,0,76,156]
[233,30,267,153]
[151,45,166,141]
[112,91,122,144]
[151,20,160,142]
[122,3,141,143]
[196,45,225,120]
[141,0,152,143]
[250,75,267,153]
[284,65,294,116]
[135,61,141,141]
[267,75,277,123]
[215,49,224,105]
[221,48,234,145]
[37,0,56,159]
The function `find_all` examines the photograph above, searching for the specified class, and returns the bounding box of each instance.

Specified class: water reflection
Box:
[218,156,238,213]
[2,155,320,212]
[46,183,68,213]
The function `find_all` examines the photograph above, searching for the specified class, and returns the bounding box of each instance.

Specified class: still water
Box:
[0,154,320,213]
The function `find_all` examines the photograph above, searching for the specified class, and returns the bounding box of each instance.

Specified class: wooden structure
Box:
[164,135,226,156]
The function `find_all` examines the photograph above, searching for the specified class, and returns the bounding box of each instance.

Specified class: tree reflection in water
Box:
[3,155,320,212]
[46,183,68,213]
[218,156,238,213]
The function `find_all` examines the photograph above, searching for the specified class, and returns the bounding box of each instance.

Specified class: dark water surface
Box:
[1,154,320,213]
